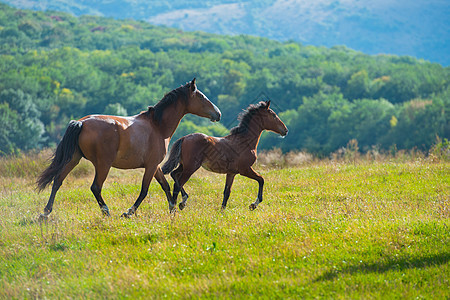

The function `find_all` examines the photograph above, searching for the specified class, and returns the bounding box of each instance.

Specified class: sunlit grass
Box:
[0,156,449,298]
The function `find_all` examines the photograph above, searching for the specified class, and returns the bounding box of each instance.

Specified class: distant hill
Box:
[2,0,449,66]
[0,2,448,155]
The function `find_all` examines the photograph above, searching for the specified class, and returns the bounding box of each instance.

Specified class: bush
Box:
[428,137,450,162]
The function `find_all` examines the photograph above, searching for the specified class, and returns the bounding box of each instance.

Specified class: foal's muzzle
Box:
[279,127,288,137]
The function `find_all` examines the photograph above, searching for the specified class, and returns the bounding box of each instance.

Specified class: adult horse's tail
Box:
[37,120,83,192]
[162,138,184,174]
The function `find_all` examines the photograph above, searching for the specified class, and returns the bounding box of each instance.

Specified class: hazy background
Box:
[3,0,449,65]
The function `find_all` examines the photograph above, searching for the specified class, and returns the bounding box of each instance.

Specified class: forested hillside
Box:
[0,3,449,155]
[2,0,449,66]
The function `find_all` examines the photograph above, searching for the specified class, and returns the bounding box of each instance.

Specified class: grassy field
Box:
[0,152,449,299]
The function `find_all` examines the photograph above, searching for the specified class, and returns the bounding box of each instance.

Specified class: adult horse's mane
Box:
[147,83,189,122]
[230,101,269,135]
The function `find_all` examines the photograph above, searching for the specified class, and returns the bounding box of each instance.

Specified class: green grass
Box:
[0,156,449,299]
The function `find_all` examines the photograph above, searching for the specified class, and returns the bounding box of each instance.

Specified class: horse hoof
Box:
[101,209,110,217]
[179,202,186,210]
[121,210,132,218]
[121,207,135,218]
[38,214,48,223]
[249,203,257,211]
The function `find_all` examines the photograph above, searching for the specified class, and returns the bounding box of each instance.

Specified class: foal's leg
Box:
[122,166,157,218]
[179,188,189,210]
[154,166,175,212]
[240,167,264,210]
[170,165,189,210]
[221,173,236,210]
[40,152,82,220]
[173,163,202,210]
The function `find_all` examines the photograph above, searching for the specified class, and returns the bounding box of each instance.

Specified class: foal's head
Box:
[186,78,221,122]
[257,101,288,136]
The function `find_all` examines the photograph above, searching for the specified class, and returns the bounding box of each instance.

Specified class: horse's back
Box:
[180,133,239,173]
[183,133,224,152]
[77,115,122,161]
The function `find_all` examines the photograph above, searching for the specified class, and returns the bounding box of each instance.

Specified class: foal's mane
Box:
[230,101,269,135]
[147,83,189,122]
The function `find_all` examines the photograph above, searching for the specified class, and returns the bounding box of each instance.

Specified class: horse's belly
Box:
[202,160,237,174]
[113,145,165,170]
[112,149,146,169]
[112,160,143,169]
[202,163,219,173]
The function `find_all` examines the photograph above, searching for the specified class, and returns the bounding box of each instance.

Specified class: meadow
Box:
[0,151,448,299]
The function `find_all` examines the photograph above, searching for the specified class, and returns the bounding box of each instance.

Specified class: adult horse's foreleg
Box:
[241,167,264,211]
[90,164,112,217]
[39,152,82,220]
[122,166,157,218]
[221,173,236,210]
[154,167,175,212]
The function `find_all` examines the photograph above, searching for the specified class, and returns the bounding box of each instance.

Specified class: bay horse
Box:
[161,100,288,211]
[37,78,221,219]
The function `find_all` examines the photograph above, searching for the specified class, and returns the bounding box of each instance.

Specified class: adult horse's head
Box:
[260,101,288,136]
[186,78,221,122]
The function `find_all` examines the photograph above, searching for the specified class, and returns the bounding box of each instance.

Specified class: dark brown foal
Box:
[162,101,288,210]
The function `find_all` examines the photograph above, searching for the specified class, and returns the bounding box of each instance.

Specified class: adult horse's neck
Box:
[155,99,186,139]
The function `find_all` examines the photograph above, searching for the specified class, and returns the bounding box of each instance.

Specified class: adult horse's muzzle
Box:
[211,112,221,122]
[210,105,221,122]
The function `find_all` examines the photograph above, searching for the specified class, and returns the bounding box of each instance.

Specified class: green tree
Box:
[0,89,45,153]
[104,103,127,116]
[0,102,19,154]
[345,70,370,100]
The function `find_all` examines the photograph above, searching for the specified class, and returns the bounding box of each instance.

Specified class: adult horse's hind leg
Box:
[122,165,157,218]
[154,167,175,212]
[40,151,82,220]
[90,163,112,216]
[240,167,264,211]
[221,173,236,210]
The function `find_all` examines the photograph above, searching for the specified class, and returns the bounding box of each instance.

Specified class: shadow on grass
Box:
[314,252,450,282]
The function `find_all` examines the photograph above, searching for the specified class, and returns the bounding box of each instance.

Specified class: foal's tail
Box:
[37,120,83,192]
[162,137,184,174]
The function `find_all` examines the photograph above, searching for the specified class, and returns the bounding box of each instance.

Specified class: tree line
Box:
[0,3,448,155]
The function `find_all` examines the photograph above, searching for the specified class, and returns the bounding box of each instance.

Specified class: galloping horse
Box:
[162,100,288,211]
[37,78,221,219]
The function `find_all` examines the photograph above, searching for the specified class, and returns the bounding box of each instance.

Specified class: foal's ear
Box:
[266,100,271,108]
[190,78,196,91]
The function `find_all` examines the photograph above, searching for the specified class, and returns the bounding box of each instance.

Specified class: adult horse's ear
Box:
[266,100,271,108]
[190,78,196,91]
